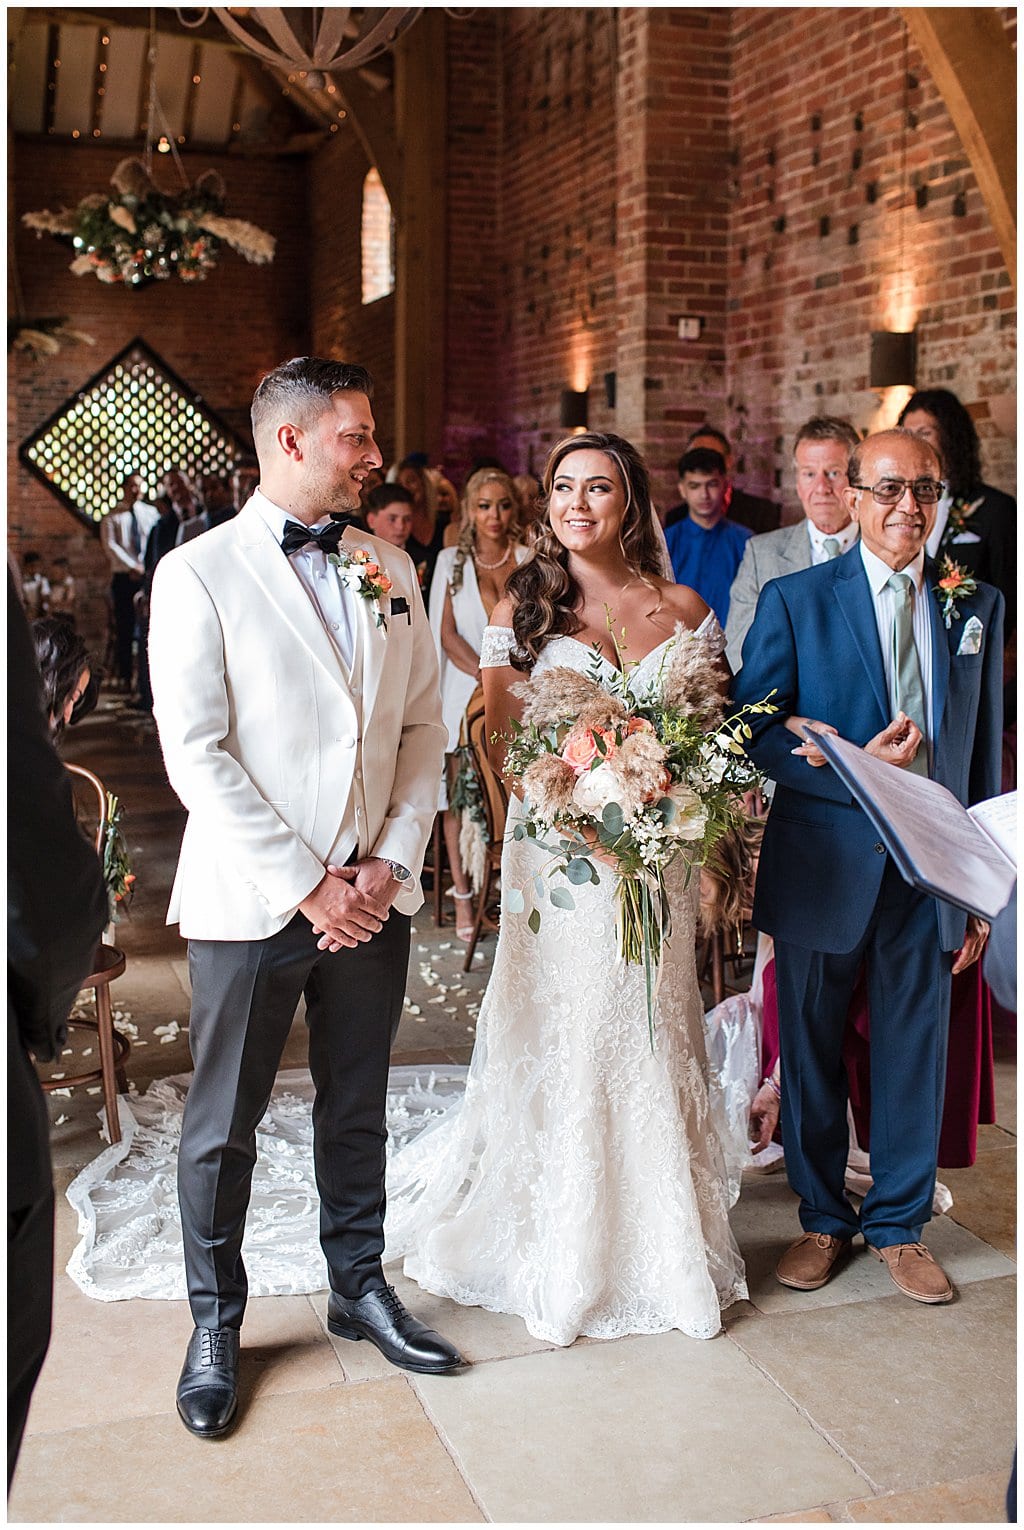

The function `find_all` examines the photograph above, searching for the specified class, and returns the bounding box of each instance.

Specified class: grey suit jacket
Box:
[726,520,857,671]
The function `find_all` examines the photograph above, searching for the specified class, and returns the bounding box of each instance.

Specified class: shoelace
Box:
[200,1329,233,1367]
[377,1286,407,1323]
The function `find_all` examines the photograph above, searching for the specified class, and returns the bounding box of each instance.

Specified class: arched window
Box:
[361,168,395,304]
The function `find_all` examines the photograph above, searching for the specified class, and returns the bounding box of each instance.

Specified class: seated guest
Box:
[726,416,860,671]
[30,617,98,737]
[665,426,781,535]
[664,447,752,626]
[19,553,49,621]
[45,557,76,623]
[898,387,1016,641]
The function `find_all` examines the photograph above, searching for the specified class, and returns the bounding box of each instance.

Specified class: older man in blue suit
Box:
[733,428,1003,1304]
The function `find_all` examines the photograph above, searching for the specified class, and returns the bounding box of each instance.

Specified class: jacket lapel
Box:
[235,505,352,691]
[924,557,951,732]
[833,551,890,724]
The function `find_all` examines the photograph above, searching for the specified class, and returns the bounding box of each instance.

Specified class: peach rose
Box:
[561,724,616,775]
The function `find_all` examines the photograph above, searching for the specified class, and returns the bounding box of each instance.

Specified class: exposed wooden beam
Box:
[328,68,402,209]
[393,8,446,458]
[902,7,1016,287]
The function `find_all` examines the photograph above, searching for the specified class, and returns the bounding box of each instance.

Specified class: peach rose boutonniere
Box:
[328,547,394,631]
[934,556,978,630]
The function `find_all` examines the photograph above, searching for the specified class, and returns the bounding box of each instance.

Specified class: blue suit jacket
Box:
[731,546,1004,954]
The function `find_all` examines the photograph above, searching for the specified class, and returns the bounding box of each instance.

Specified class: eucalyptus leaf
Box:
[513,823,526,840]
[549,887,575,910]
[528,907,542,935]
[505,886,525,913]
[601,801,624,835]
[565,858,594,885]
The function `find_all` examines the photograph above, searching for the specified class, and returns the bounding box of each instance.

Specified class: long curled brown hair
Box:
[505,432,664,671]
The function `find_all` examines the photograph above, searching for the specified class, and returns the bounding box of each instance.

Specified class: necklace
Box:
[474,544,511,571]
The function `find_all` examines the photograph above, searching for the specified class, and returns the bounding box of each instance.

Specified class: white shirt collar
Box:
[250,487,334,544]
[860,541,926,596]
[806,519,859,557]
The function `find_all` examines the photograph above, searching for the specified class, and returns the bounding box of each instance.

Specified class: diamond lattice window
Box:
[19,339,249,529]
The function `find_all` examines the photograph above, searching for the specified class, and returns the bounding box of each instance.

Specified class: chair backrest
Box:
[66,763,108,855]
[463,694,509,846]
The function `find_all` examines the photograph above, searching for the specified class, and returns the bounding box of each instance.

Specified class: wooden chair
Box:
[461,695,510,972]
[38,765,130,1143]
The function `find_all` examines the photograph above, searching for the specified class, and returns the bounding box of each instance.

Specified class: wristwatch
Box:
[380,858,412,884]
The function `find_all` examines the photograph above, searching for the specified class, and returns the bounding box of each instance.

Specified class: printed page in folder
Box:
[805,730,1016,922]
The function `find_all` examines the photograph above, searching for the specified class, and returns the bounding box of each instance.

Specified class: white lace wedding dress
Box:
[383,621,748,1345]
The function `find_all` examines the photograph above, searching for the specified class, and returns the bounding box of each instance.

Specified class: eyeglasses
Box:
[848,477,946,506]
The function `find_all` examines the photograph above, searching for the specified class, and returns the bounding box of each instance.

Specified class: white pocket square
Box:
[957,616,983,655]
[951,530,982,544]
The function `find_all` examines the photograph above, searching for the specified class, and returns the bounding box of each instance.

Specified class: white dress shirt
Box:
[806,519,859,565]
[251,489,357,672]
[860,542,935,763]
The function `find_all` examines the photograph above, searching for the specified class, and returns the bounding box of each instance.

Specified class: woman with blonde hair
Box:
[428,467,529,937]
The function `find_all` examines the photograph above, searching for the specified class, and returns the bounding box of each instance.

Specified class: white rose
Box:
[666,784,707,841]
[571,761,622,817]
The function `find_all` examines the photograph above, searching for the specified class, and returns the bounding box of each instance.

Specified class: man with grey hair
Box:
[725,417,862,671]
[149,357,461,1441]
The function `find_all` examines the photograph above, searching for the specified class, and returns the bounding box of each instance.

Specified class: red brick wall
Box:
[726,7,1016,519]
[309,132,395,464]
[441,8,502,485]
[10,139,309,649]
[439,5,1015,514]
[447,7,622,484]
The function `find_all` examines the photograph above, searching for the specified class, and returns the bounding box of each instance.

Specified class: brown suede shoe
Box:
[868,1242,954,1304]
[775,1232,852,1290]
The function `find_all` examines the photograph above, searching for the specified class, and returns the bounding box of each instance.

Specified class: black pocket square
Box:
[391,596,411,622]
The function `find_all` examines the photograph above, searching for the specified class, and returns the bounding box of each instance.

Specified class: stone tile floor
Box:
[9,696,1016,1524]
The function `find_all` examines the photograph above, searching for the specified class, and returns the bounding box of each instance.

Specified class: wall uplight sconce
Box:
[560,388,589,433]
[869,330,917,390]
[603,371,617,410]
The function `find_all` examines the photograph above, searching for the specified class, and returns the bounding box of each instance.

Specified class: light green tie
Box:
[887,571,929,777]
[823,537,841,559]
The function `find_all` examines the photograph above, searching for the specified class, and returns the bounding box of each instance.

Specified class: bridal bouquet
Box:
[500,625,773,1042]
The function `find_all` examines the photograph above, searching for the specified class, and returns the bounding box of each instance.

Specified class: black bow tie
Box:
[280,517,358,557]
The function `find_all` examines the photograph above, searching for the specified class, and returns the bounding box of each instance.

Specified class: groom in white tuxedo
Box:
[149,358,461,1440]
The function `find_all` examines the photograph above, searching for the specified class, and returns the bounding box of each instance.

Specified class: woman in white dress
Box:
[388,432,747,1345]
[429,469,528,938]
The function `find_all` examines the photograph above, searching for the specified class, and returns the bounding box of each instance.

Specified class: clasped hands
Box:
[299,858,397,953]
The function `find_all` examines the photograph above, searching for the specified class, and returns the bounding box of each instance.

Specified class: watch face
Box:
[389,861,412,882]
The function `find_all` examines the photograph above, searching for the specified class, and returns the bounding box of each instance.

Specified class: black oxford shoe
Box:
[176,1327,240,1439]
[327,1286,465,1374]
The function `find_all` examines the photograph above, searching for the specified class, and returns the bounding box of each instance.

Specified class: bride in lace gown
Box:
[384,432,747,1346]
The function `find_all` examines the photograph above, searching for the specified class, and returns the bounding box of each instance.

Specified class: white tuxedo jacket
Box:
[148,502,446,940]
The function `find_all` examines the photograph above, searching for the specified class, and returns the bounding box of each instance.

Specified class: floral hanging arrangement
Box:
[7,317,96,360]
[22,158,275,289]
